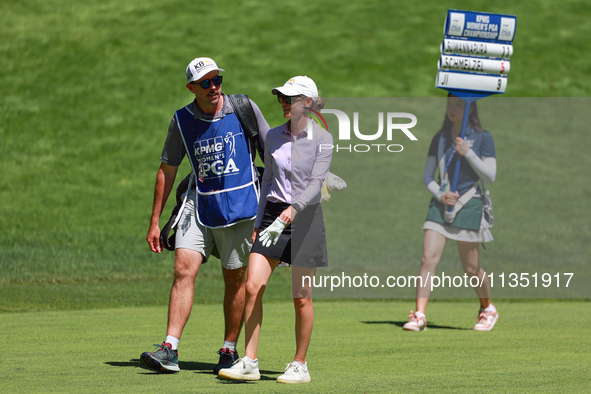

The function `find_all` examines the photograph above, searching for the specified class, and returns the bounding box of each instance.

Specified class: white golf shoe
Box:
[276,361,311,384]
[218,357,260,381]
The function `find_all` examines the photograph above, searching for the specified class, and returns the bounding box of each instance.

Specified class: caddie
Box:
[141,57,270,374]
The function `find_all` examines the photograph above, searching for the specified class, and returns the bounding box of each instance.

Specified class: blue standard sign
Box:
[445,10,516,43]
[436,9,517,95]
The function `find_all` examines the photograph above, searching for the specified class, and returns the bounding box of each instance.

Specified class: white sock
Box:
[165,335,180,350]
[242,356,258,366]
[415,311,426,319]
[483,304,496,313]
[223,340,237,352]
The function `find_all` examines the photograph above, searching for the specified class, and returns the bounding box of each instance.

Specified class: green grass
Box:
[0,0,590,390]
[1,0,590,297]
[1,301,589,392]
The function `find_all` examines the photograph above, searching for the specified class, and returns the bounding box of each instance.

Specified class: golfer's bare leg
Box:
[293,297,314,364]
[457,241,491,308]
[292,266,316,364]
[244,253,279,360]
[221,265,247,342]
[416,229,447,313]
[166,248,203,339]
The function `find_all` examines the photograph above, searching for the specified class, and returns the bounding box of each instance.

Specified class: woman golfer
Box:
[404,93,499,332]
[219,76,332,383]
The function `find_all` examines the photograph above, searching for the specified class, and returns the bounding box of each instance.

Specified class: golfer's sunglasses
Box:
[192,75,223,89]
[277,94,304,104]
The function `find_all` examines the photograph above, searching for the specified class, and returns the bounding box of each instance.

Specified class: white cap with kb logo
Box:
[186,57,225,83]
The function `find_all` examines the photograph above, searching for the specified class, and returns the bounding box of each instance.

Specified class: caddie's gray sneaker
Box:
[140,342,180,373]
[276,361,311,384]
[218,358,260,381]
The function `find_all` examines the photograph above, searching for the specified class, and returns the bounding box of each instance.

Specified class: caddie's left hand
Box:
[258,217,288,247]
[251,228,260,244]
[454,137,471,157]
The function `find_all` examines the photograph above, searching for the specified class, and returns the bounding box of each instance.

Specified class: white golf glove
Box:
[258,217,288,247]
[326,172,347,191]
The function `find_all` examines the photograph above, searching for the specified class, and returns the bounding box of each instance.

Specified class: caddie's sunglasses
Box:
[277,94,304,104]
[192,75,223,89]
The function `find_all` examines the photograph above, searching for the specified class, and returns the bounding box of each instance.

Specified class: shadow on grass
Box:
[361,320,470,330]
[106,359,164,375]
[185,361,280,378]
[105,359,282,378]
[105,359,215,375]
[215,373,280,383]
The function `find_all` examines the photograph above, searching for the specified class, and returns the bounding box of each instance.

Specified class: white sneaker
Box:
[276,361,311,384]
[474,306,499,331]
[217,358,260,381]
[403,310,427,331]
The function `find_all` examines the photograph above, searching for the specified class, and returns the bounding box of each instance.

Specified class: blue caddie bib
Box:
[175,105,259,228]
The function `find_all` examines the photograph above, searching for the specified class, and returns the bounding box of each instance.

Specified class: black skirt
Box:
[251,201,328,267]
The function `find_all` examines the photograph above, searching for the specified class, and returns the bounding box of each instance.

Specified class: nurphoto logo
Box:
[307,106,418,153]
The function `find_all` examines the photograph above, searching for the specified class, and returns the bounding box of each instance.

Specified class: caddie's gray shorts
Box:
[175,190,254,270]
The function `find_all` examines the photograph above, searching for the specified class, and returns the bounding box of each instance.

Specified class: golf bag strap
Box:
[443,184,477,224]
[171,174,195,229]
[159,173,193,251]
[454,185,478,212]
[228,94,264,163]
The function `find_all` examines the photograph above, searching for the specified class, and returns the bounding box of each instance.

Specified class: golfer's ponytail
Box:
[312,95,325,112]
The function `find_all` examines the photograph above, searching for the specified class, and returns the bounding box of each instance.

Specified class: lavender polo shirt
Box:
[255,121,333,228]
